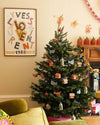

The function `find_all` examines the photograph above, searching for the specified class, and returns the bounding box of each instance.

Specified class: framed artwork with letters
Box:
[4,8,37,56]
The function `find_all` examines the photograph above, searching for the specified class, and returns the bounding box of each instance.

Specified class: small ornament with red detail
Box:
[45,92,48,96]
[54,38,58,43]
[46,104,51,110]
[69,93,75,99]
[43,53,47,57]
[41,74,44,79]
[33,73,38,77]
[71,74,77,80]
[55,73,61,79]
[62,77,68,84]
[49,61,53,67]
[58,28,62,32]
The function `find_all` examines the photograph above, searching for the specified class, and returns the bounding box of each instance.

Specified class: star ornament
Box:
[71,20,78,28]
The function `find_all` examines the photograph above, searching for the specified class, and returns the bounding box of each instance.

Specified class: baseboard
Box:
[0,94,30,98]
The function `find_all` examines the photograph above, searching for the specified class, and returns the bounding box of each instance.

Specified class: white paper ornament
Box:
[68,59,74,65]
[51,80,57,85]
[60,58,64,66]
[62,77,68,84]
[59,102,63,111]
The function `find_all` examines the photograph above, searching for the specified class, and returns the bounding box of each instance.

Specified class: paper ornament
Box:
[50,50,55,54]
[46,104,51,110]
[49,61,53,67]
[62,77,68,84]
[72,114,76,120]
[69,93,75,99]
[73,51,77,56]
[47,59,51,63]
[77,62,82,67]
[60,58,64,66]
[53,91,61,96]
[51,80,57,85]
[68,59,74,65]
[55,73,61,79]
[77,89,81,94]
[33,73,38,77]
[84,86,88,94]
[59,102,63,111]
[45,92,48,96]
[71,74,77,80]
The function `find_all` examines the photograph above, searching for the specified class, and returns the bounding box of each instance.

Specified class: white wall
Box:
[0,0,99,107]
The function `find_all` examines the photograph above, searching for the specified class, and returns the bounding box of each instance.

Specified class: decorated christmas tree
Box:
[31,16,94,119]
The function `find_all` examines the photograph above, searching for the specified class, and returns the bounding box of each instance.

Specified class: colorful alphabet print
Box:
[4,8,37,56]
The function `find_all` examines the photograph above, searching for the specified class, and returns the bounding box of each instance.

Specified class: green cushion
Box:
[49,120,88,125]
[0,98,28,116]
[11,107,49,125]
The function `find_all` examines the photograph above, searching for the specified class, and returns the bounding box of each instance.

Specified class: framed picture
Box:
[4,8,37,56]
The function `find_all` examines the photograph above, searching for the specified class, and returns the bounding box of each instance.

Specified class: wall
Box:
[0,0,100,107]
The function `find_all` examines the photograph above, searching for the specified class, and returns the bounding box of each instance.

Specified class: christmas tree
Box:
[31,16,94,119]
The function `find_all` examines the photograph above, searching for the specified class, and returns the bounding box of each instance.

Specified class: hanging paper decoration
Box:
[72,114,76,120]
[69,93,75,99]
[33,73,38,77]
[85,24,92,33]
[62,77,68,84]
[55,73,61,79]
[77,89,81,94]
[46,104,51,110]
[50,50,55,54]
[53,91,61,96]
[77,62,82,67]
[84,86,88,94]
[51,80,57,85]
[71,74,77,80]
[59,102,63,111]
[71,20,78,28]
[73,51,77,56]
[68,59,74,65]
[84,0,100,22]
[60,58,64,66]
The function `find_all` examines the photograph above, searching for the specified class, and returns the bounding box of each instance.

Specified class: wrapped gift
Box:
[47,116,71,123]
[91,103,100,114]
[96,91,100,98]
[88,99,96,107]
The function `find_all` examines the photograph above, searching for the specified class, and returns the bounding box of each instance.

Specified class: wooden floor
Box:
[82,116,100,125]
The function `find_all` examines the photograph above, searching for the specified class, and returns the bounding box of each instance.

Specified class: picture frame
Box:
[4,8,37,56]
